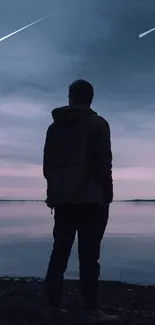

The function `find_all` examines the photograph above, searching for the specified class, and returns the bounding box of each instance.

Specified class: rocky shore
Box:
[0,277,154,324]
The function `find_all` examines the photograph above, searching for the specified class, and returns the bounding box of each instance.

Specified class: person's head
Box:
[68,79,94,106]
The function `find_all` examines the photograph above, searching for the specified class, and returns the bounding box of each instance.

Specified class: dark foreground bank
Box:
[0,277,154,325]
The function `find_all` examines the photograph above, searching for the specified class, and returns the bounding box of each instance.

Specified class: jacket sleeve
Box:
[91,119,113,203]
[43,126,51,180]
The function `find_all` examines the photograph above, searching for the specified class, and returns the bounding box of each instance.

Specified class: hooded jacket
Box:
[43,105,113,207]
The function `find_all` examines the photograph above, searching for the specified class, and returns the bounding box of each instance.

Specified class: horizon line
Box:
[0,199,155,202]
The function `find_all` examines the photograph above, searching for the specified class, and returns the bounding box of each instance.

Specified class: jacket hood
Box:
[52,105,97,127]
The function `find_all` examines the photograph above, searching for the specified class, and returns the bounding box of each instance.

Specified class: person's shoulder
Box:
[46,123,54,135]
[90,111,110,129]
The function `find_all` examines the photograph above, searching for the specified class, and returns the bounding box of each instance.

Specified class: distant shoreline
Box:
[0,199,155,202]
[120,199,155,202]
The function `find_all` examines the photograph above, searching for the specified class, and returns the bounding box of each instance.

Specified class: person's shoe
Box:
[44,306,68,319]
[85,309,119,323]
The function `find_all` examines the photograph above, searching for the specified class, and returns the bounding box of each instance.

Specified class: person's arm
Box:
[43,126,54,210]
[91,118,113,203]
[43,126,51,180]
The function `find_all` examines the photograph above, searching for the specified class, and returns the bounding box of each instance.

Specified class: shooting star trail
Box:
[139,27,155,38]
[0,14,52,42]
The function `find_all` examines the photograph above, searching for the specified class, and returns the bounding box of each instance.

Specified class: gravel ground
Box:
[0,277,154,325]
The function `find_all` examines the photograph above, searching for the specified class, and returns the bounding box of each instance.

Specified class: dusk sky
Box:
[0,0,155,200]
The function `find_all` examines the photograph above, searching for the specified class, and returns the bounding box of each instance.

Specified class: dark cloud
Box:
[0,144,42,165]
[1,0,155,101]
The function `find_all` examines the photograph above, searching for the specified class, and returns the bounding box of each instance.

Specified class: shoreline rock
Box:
[0,277,154,324]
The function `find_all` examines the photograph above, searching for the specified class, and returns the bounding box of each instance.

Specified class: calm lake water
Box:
[0,202,155,285]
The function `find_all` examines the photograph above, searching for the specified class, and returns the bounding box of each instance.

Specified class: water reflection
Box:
[0,202,155,284]
[0,202,155,239]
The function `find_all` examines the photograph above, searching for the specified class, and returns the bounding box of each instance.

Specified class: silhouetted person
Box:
[43,80,118,322]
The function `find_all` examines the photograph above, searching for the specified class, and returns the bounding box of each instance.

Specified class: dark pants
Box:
[45,203,109,309]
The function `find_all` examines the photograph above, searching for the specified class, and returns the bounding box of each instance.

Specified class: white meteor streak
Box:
[0,14,52,42]
[139,27,155,38]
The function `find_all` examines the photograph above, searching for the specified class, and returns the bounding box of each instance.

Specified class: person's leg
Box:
[78,204,109,309]
[45,205,76,307]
